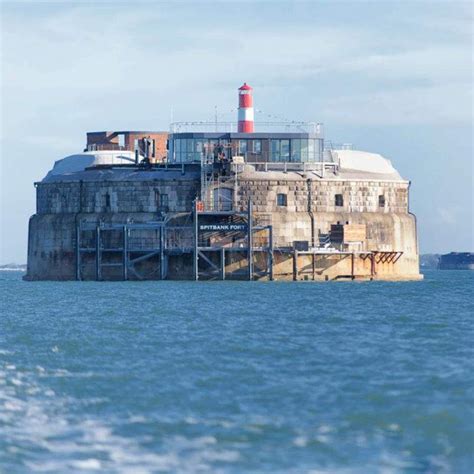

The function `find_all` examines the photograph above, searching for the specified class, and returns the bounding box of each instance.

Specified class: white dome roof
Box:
[45,150,137,178]
[332,149,403,180]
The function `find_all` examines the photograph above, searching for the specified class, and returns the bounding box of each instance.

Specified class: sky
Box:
[0,0,472,263]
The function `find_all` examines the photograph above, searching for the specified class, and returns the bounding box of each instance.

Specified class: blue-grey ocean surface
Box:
[0,270,473,473]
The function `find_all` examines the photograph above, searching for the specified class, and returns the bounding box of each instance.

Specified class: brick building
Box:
[86,131,168,163]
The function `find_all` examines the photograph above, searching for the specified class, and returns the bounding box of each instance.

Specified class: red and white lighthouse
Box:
[238,83,254,133]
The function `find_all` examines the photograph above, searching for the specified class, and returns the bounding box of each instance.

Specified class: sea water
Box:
[0,270,473,473]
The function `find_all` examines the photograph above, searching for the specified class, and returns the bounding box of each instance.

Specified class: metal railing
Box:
[172,152,334,168]
[198,197,235,213]
[250,161,339,174]
[170,121,323,136]
[86,144,128,152]
[324,142,353,151]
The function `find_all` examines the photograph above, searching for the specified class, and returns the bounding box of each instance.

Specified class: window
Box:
[280,140,290,161]
[253,140,262,153]
[291,139,301,162]
[271,140,290,162]
[308,139,315,162]
[277,193,287,207]
[271,139,280,161]
[238,140,248,155]
[335,194,344,207]
[155,191,169,211]
[379,195,386,207]
[105,193,111,210]
[159,193,169,211]
[118,133,125,148]
[300,139,309,162]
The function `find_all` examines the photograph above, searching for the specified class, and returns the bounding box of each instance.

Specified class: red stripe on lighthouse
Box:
[238,121,254,133]
[239,94,253,108]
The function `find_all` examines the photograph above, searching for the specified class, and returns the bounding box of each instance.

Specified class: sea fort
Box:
[26,84,422,281]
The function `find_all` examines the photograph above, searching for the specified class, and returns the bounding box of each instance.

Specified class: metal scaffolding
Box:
[76,221,190,281]
[192,199,274,281]
[75,198,273,281]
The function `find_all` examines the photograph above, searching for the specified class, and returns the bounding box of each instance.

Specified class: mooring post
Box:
[95,225,101,281]
[123,225,128,281]
[247,199,253,281]
[351,252,355,280]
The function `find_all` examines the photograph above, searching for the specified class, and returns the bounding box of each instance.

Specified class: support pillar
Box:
[123,225,128,281]
[247,200,253,281]
[95,226,101,281]
[160,226,165,280]
[293,250,298,281]
[220,248,225,280]
[268,225,274,281]
[76,226,81,281]
[351,253,355,280]
[193,200,199,281]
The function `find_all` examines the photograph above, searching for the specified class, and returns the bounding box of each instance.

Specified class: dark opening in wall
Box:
[379,195,386,207]
[105,193,111,210]
[335,194,344,207]
[277,193,287,207]
[158,194,169,212]
[156,190,169,212]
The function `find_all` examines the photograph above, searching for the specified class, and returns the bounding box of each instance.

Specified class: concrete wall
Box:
[26,212,183,281]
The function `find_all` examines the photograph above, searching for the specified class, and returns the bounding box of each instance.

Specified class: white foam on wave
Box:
[5,389,240,472]
[293,436,308,447]
[2,364,241,472]
[70,459,102,470]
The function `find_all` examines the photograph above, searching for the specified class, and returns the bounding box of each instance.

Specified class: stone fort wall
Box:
[36,177,408,215]
[27,174,420,280]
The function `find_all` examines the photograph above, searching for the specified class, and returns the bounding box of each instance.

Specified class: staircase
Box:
[318,233,331,248]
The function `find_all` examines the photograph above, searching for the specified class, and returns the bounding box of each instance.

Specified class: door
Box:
[213,187,233,211]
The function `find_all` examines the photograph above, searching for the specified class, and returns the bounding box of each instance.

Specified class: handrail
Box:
[86,144,128,151]
[170,121,323,135]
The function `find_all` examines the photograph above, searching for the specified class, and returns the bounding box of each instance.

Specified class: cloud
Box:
[2,2,471,128]
[437,207,457,225]
[321,83,473,125]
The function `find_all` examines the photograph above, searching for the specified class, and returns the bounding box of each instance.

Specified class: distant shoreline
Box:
[0,264,27,272]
